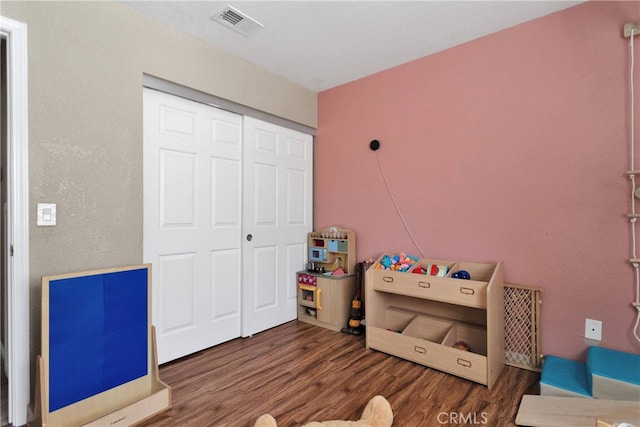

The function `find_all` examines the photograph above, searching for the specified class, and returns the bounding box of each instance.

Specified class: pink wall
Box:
[316,1,640,360]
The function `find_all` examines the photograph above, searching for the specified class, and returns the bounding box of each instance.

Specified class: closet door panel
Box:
[242,117,313,337]
[144,88,242,363]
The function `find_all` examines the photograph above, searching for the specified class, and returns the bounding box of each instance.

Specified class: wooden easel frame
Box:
[29,264,171,427]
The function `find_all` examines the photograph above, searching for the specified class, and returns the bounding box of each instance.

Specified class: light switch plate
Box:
[37,203,56,226]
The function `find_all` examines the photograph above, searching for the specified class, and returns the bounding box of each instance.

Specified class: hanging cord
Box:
[628,29,640,343]
[375,150,426,258]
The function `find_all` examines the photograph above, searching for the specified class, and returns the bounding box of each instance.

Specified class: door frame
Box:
[142,75,316,136]
[0,15,30,427]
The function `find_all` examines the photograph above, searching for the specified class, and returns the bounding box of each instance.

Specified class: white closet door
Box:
[242,117,313,337]
[143,88,243,363]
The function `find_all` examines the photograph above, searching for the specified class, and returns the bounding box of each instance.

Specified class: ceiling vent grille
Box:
[212,5,264,37]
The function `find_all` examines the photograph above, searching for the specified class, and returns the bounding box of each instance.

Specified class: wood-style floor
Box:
[138,321,539,427]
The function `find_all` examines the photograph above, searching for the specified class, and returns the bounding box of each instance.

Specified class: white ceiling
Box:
[122,1,585,92]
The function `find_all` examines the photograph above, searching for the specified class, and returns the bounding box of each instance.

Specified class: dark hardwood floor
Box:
[138,321,539,427]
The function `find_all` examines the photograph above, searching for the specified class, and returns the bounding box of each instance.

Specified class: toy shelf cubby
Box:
[365,254,505,388]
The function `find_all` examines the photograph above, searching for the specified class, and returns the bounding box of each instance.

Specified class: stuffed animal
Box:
[253,395,393,427]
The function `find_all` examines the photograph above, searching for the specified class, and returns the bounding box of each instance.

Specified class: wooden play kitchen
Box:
[297,225,356,332]
[365,253,505,388]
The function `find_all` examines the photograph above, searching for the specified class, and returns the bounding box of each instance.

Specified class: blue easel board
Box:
[48,267,148,412]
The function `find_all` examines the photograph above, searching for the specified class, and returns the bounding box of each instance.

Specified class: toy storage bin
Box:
[408,258,457,276]
[366,307,417,358]
[369,254,491,309]
[429,322,489,384]
[366,306,425,355]
[368,308,490,385]
[449,262,496,282]
[370,253,421,274]
[441,323,488,356]
[370,254,438,275]
[402,314,453,343]
[367,309,454,370]
[386,307,417,331]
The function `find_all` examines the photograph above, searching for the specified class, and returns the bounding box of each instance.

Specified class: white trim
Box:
[143,74,316,136]
[0,15,30,427]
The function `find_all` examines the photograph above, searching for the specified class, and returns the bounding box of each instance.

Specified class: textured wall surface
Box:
[317,1,640,360]
[1,0,316,371]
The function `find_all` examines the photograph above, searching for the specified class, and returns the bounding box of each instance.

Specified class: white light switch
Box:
[37,203,56,226]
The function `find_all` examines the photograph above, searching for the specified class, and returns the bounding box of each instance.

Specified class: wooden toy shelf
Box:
[365,254,505,388]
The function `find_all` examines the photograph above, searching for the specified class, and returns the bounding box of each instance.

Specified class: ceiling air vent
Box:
[212,5,264,37]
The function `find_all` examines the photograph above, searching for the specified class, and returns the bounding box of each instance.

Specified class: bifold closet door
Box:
[143,88,243,364]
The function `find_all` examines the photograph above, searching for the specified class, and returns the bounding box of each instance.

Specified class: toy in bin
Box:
[453,341,471,352]
[374,253,419,272]
[413,264,448,277]
[451,270,471,280]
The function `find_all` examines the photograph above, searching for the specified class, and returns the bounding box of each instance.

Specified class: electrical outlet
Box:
[585,318,602,341]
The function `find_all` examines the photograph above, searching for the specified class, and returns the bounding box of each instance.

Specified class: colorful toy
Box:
[253,395,393,427]
[412,264,448,276]
[451,270,471,280]
[453,341,471,352]
[374,253,419,272]
[426,264,448,277]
